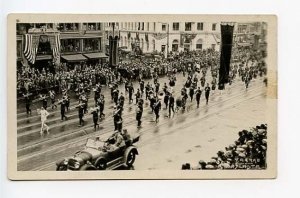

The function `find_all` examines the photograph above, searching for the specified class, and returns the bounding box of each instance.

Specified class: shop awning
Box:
[61,54,87,62]
[83,52,108,59]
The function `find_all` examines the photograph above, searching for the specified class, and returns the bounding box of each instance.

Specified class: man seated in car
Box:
[121,129,132,146]
[104,130,125,152]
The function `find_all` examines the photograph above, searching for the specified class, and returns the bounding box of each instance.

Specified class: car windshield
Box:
[85,138,105,149]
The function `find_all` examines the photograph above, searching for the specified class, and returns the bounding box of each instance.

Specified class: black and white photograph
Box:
[7,14,277,179]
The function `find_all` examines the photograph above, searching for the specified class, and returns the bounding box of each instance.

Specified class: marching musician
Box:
[113,106,123,132]
[205,83,211,105]
[77,101,85,127]
[128,83,134,104]
[136,102,143,127]
[168,93,175,118]
[154,98,161,123]
[49,90,57,109]
[97,94,105,119]
[23,92,32,115]
[135,89,141,104]
[195,87,202,108]
[39,94,48,110]
[90,106,100,131]
[139,80,145,96]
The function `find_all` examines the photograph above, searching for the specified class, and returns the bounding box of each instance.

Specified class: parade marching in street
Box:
[16,20,269,171]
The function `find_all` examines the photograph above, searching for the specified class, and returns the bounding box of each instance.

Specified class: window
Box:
[83,38,101,52]
[212,23,217,31]
[211,44,216,50]
[196,39,203,50]
[153,22,156,31]
[61,39,81,53]
[197,23,204,31]
[173,22,179,31]
[162,24,166,31]
[147,22,149,31]
[185,22,192,31]
[57,23,79,32]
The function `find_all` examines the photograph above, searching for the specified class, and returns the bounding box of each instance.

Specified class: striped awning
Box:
[83,52,108,59]
[61,54,87,62]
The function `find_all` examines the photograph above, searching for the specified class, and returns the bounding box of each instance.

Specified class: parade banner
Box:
[218,24,234,89]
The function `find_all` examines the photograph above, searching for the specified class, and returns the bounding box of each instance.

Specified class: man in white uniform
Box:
[40,107,50,135]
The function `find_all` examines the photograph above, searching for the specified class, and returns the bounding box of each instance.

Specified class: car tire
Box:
[80,164,96,171]
[126,150,136,167]
[95,160,107,170]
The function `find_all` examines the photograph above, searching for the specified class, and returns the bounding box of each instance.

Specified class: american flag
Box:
[52,34,61,63]
[23,34,39,64]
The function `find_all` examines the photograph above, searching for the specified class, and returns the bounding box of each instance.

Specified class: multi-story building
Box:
[110,22,222,57]
[16,23,107,69]
[233,22,267,49]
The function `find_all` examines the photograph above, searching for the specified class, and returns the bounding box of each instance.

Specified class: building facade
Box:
[111,22,222,57]
[16,23,107,68]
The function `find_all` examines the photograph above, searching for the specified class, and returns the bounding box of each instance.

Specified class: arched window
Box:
[172,39,179,51]
[196,39,203,50]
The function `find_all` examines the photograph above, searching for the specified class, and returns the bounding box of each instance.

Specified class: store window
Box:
[173,22,179,31]
[185,22,192,31]
[61,39,81,53]
[84,38,101,52]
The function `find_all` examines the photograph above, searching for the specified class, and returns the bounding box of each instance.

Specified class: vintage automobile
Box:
[56,132,140,171]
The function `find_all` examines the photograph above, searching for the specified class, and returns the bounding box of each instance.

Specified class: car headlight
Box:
[74,162,80,169]
[63,159,69,165]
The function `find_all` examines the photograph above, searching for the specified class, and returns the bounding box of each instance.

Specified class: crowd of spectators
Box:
[182,124,267,170]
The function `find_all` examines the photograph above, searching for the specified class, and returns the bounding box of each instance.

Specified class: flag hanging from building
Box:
[23,34,40,64]
[52,34,61,63]
[218,24,234,90]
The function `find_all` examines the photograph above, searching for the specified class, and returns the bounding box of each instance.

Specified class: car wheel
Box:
[56,165,67,171]
[126,150,136,167]
[95,160,107,170]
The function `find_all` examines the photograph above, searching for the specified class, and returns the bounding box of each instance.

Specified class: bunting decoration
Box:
[180,33,197,47]
[23,34,40,64]
[152,33,167,40]
[51,34,61,63]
